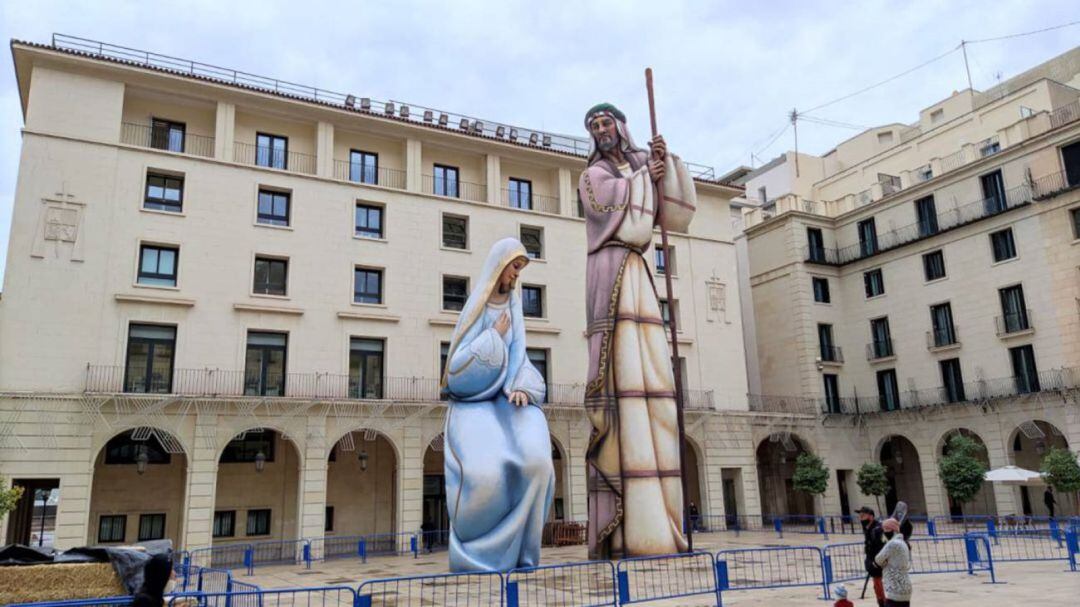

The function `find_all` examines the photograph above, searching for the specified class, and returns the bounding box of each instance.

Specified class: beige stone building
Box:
[737,47,1080,519]
[0,36,755,553]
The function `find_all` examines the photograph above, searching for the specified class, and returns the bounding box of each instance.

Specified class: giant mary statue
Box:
[440,237,555,572]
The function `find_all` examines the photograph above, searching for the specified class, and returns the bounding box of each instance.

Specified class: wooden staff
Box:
[645,67,693,552]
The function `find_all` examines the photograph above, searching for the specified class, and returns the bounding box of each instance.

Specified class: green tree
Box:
[856,462,890,513]
[0,477,24,519]
[793,452,830,496]
[1040,447,1080,499]
[938,434,988,508]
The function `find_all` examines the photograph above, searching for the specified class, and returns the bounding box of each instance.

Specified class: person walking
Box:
[1044,486,1057,518]
[857,506,886,607]
[875,518,913,606]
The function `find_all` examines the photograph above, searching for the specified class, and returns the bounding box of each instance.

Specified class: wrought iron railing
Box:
[120,122,215,158]
[926,326,960,349]
[500,189,560,215]
[818,345,844,364]
[1049,99,1080,129]
[1032,171,1079,200]
[866,339,894,361]
[940,149,966,173]
[332,160,407,190]
[995,309,1033,336]
[421,175,487,202]
[233,142,317,175]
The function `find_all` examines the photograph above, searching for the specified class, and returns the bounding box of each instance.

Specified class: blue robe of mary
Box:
[442,238,554,572]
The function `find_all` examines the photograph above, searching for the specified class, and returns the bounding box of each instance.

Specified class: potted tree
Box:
[938,434,988,522]
[856,462,890,515]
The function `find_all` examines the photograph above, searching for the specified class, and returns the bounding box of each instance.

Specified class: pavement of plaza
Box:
[236,531,1080,606]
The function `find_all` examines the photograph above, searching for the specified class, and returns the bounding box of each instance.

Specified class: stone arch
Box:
[683,435,706,519]
[89,427,188,547]
[548,434,569,522]
[422,433,449,534]
[326,428,399,536]
[1006,419,1073,517]
[214,427,302,543]
[755,432,814,516]
[876,434,927,515]
[937,428,996,516]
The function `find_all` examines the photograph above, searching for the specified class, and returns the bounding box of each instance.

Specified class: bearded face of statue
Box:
[590,115,620,153]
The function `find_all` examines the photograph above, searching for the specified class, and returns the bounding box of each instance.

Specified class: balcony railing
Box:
[818,345,844,364]
[120,122,214,158]
[421,175,487,203]
[233,142,317,175]
[1049,99,1080,130]
[821,366,1079,415]
[1032,171,1080,200]
[940,149,966,173]
[926,326,960,349]
[747,394,822,415]
[996,309,1034,336]
[500,189,560,215]
[332,160,407,190]
[807,182,1031,265]
[866,339,894,361]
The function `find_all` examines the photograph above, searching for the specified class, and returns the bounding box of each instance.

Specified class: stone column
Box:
[296,416,328,542]
[214,102,235,162]
[406,138,422,193]
[486,154,501,205]
[399,424,424,534]
[315,121,334,179]
[567,418,590,521]
[182,410,222,550]
[558,168,574,217]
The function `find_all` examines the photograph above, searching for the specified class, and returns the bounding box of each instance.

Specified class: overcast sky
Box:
[0,0,1077,283]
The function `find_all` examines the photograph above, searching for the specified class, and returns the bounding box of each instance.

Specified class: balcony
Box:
[926,327,960,350]
[818,345,844,364]
[1048,99,1080,130]
[748,394,822,415]
[332,160,407,190]
[422,175,487,203]
[120,122,214,158]
[1032,171,1080,200]
[234,141,317,175]
[996,309,1034,337]
[500,189,560,215]
[866,339,894,361]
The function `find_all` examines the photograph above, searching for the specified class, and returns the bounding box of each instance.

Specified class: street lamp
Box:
[135,446,149,476]
[254,451,266,473]
[358,449,369,473]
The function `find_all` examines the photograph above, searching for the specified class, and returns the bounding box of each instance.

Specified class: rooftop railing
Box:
[331,160,407,190]
[233,142,317,175]
[1049,99,1080,130]
[120,122,215,158]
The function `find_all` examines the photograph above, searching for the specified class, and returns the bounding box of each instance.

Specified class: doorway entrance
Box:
[5,479,60,548]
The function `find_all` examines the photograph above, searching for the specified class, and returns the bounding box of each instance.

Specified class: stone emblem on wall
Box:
[706,277,728,323]
[32,184,86,261]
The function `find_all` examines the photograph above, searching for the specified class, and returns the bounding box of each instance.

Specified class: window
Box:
[998,285,1029,334]
[922,250,946,281]
[253,257,288,296]
[930,303,957,347]
[990,228,1016,262]
[521,226,544,259]
[1071,208,1080,239]
[522,285,543,318]
[870,317,893,359]
[137,244,178,287]
[434,164,459,197]
[915,196,938,237]
[916,164,933,182]
[144,173,183,212]
[817,324,839,362]
[877,369,900,411]
[823,374,841,414]
[659,299,678,327]
[1064,141,1080,187]
[940,358,965,403]
[355,204,383,239]
[221,430,275,463]
[256,133,287,170]
[354,268,383,304]
[981,170,1007,214]
[104,431,171,465]
[863,269,884,298]
[244,332,287,396]
[138,513,166,541]
[527,348,548,403]
[124,324,176,394]
[857,218,878,257]
[257,189,290,226]
[440,341,451,377]
[1009,345,1040,393]
[655,245,676,275]
[349,338,384,399]
[979,138,1001,157]
[442,276,468,311]
[930,108,944,124]
[806,228,826,262]
[349,150,378,184]
[246,509,271,536]
[509,178,532,210]
[757,186,767,203]
[98,515,126,543]
[213,511,236,538]
[876,131,893,145]
[151,118,185,153]
[325,506,335,532]
[812,277,831,303]
[442,215,468,250]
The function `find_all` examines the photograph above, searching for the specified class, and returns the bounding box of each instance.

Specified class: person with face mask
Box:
[857,506,886,607]
[874,518,913,606]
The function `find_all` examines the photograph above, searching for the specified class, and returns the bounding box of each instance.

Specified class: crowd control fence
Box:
[355,570,504,607]
[506,561,618,607]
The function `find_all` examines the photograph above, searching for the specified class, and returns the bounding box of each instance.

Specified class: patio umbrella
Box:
[984,465,1046,486]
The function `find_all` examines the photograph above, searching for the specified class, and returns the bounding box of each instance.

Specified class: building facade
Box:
[0,36,753,552]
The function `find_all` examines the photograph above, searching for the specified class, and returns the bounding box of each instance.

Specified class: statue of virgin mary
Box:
[440,237,554,572]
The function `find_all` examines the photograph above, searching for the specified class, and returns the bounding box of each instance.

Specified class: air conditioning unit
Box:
[495,125,506,138]
[459,118,470,130]
[399,105,410,118]
[473,120,484,134]
[345,95,356,108]
[509,128,518,142]
[529,133,539,145]
[423,110,434,123]
[438,113,449,127]
[360,98,371,111]
[542,134,552,147]
[384,102,395,115]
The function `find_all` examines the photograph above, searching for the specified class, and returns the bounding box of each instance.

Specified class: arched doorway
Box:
[879,435,927,515]
[549,436,568,522]
[214,429,300,544]
[423,434,448,535]
[684,438,704,520]
[756,433,814,516]
[89,428,188,547]
[939,429,995,516]
[326,429,397,536]
[1008,420,1074,517]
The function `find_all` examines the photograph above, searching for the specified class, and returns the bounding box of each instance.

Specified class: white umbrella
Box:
[984,465,1045,486]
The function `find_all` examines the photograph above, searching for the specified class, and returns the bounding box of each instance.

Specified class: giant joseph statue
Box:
[579,99,698,559]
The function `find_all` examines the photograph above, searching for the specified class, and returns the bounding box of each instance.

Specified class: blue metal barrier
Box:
[418,529,451,554]
[767,514,826,538]
[170,586,356,607]
[248,538,310,570]
[189,543,252,571]
[615,551,719,606]
[356,571,504,607]
[715,546,829,601]
[825,535,997,586]
[966,529,1072,564]
[196,567,233,593]
[363,531,417,558]
[930,515,994,537]
[6,599,134,607]
[506,561,616,607]
[1067,528,1079,572]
